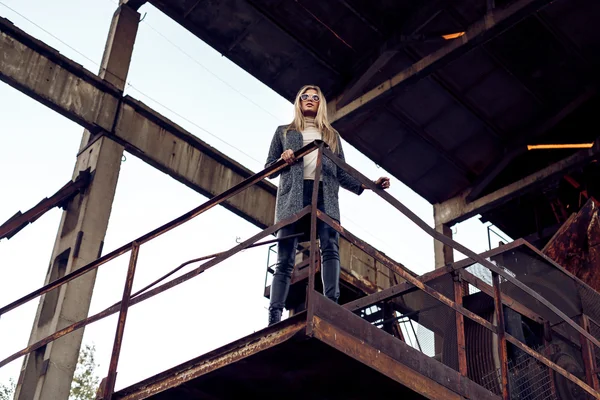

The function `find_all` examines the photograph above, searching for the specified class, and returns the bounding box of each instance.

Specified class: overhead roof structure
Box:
[3,2,600,399]
[132,0,600,241]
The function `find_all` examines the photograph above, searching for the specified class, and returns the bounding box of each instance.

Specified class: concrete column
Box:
[432,205,455,357]
[14,6,139,400]
[433,223,454,269]
[433,204,455,269]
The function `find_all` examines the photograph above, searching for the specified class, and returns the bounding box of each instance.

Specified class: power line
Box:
[141,22,285,124]
[0,0,264,168]
[102,0,284,124]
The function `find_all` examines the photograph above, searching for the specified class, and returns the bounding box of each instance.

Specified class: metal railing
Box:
[1,140,600,400]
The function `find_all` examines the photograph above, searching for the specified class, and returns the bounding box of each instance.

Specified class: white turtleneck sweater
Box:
[302,118,323,181]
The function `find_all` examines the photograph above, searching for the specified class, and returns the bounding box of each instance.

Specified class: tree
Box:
[69,343,100,400]
[0,343,99,400]
[0,379,15,400]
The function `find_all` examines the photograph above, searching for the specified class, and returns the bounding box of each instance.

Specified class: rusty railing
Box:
[2,140,600,400]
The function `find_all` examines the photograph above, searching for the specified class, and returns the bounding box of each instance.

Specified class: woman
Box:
[265,85,390,325]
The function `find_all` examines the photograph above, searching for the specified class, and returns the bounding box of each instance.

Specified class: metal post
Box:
[103,242,140,399]
[492,272,509,399]
[580,314,599,390]
[454,274,468,376]
[307,142,324,325]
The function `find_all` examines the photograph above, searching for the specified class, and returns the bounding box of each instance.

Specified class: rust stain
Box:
[117,319,306,400]
[312,316,465,400]
[543,198,600,291]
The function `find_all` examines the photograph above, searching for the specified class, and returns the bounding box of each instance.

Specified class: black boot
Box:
[268,308,282,326]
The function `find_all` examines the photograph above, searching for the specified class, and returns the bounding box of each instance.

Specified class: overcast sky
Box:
[0,0,510,392]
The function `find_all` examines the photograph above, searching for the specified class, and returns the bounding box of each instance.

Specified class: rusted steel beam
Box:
[466,89,596,203]
[436,139,600,226]
[322,147,600,350]
[506,333,600,399]
[459,270,544,325]
[317,210,497,333]
[337,50,397,107]
[104,242,140,400]
[492,272,509,400]
[0,143,317,318]
[0,169,90,240]
[453,276,468,376]
[312,316,464,400]
[330,0,555,123]
[343,265,453,312]
[311,294,501,400]
[116,315,308,400]
[580,315,600,390]
[0,207,311,370]
[543,198,600,291]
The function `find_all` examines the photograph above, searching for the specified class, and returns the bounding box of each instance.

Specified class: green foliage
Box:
[0,379,15,400]
[69,344,100,400]
[0,343,99,400]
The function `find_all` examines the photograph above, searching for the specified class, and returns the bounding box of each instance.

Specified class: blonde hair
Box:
[285,85,340,153]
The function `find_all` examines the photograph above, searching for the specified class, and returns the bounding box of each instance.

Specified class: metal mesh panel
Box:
[482,343,558,400]
[358,241,600,398]
[489,247,583,326]
[587,319,600,382]
[358,273,460,371]
[578,283,600,328]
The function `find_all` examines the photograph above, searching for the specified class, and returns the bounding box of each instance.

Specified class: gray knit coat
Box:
[265,125,364,224]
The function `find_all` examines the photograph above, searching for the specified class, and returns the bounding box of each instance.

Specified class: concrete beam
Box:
[434,140,600,226]
[433,223,453,269]
[329,0,555,124]
[0,16,277,229]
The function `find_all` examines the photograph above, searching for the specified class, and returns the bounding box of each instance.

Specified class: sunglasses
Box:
[300,93,320,102]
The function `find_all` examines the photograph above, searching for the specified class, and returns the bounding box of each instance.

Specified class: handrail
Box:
[317,146,600,399]
[2,139,599,399]
[0,142,320,318]
[321,146,600,351]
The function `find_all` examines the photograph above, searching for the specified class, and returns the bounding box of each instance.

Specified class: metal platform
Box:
[113,295,498,400]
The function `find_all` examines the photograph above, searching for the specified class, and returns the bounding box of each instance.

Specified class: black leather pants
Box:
[269,181,341,314]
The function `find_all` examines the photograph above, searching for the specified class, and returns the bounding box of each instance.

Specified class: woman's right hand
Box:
[281,149,296,165]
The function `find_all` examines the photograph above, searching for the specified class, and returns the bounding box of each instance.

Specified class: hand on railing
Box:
[362,176,391,191]
[281,149,297,165]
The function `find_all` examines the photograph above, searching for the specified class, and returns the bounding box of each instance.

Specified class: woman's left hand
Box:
[374,177,390,190]
[363,177,391,190]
